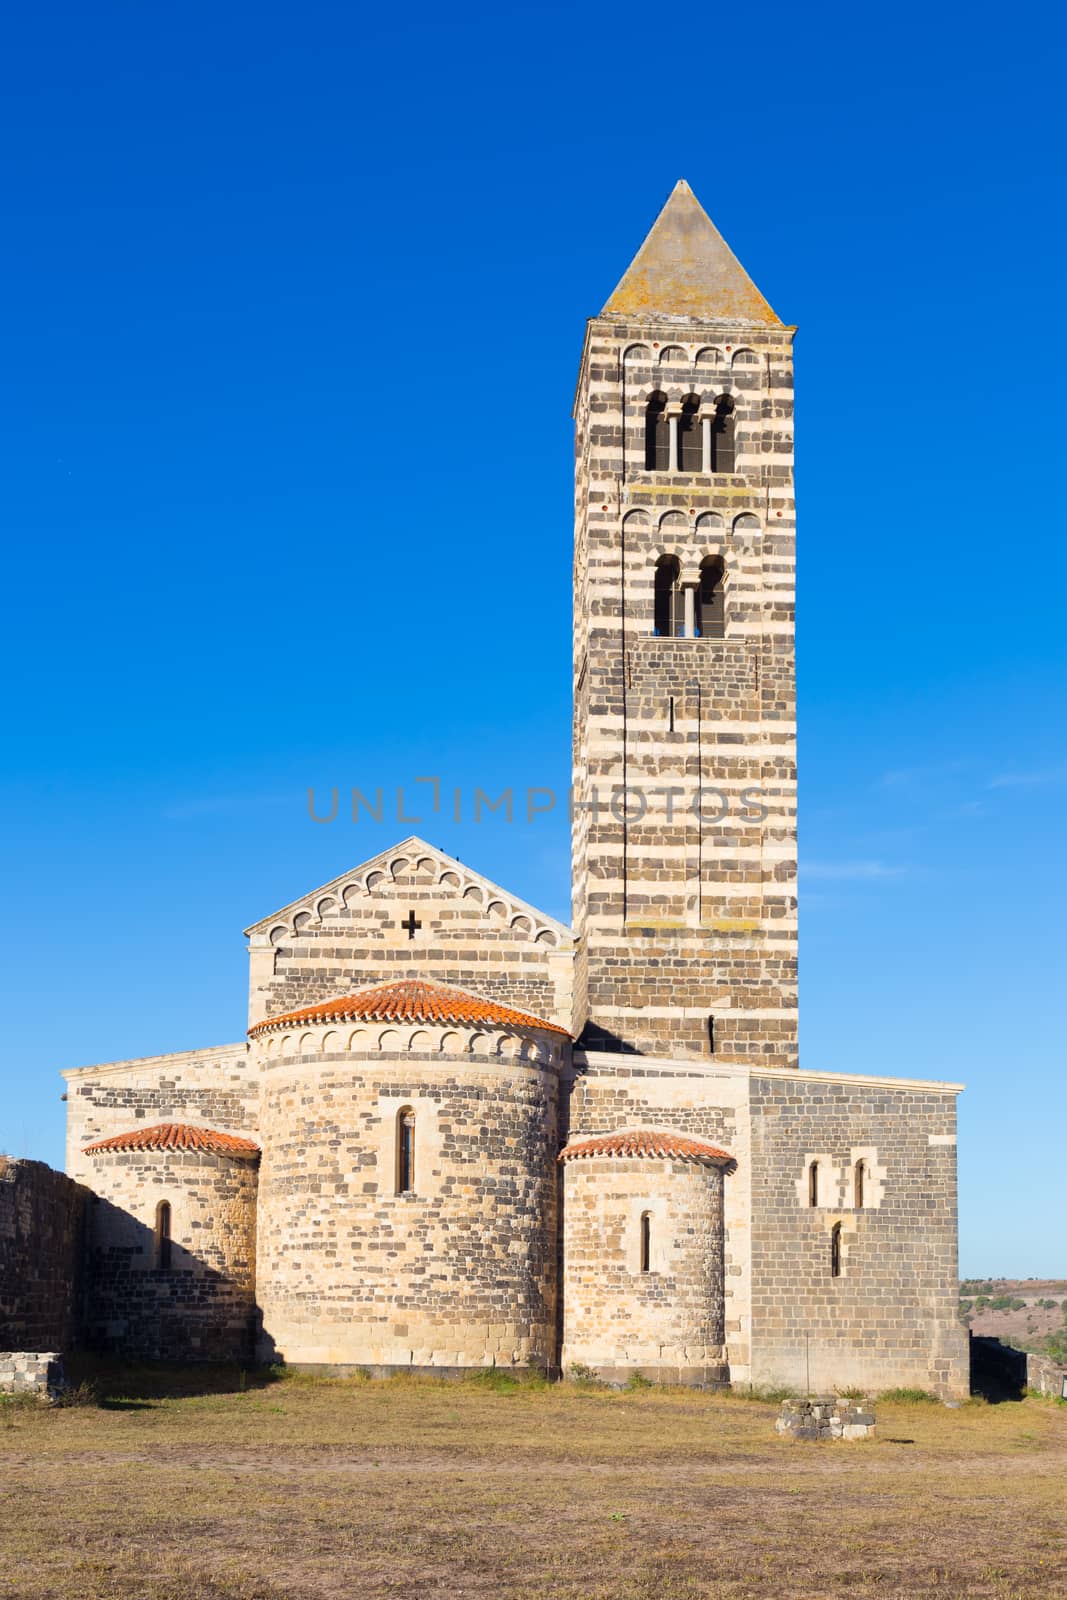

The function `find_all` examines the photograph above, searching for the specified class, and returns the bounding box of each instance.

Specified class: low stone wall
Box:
[776,1397,875,1440]
[0,1351,65,1400]
[0,1157,88,1350]
[1027,1352,1067,1399]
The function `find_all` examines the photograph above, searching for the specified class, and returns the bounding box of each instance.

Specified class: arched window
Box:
[640,1212,652,1273]
[679,395,702,473]
[710,395,735,472]
[653,555,682,638]
[808,1160,819,1207]
[830,1222,842,1278]
[644,393,669,471]
[854,1160,867,1210]
[396,1107,415,1194]
[154,1200,172,1271]
[696,556,725,639]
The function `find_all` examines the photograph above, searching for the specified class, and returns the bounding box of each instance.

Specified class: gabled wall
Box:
[246,844,572,1032]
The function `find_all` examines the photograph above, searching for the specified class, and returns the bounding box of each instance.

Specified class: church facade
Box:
[61,183,969,1397]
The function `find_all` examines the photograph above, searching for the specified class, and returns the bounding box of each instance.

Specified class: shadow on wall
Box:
[65,1350,282,1404]
[85,1195,257,1366]
[574,1025,645,1056]
[970,1334,1027,1403]
[0,1157,89,1351]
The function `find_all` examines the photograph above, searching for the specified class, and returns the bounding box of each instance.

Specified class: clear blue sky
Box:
[2,1,1063,1276]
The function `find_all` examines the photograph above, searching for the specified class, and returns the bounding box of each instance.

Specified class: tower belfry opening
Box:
[571,178,797,1063]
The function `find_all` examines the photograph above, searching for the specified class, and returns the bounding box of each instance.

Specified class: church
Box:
[60,182,969,1398]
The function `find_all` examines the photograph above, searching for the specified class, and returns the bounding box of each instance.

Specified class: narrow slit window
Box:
[696,555,725,640]
[830,1222,842,1278]
[639,1211,652,1273]
[644,393,669,471]
[679,397,702,472]
[854,1160,866,1210]
[396,1107,416,1194]
[668,695,675,733]
[710,395,735,472]
[808,1161,819,1208]
[653,555,682,637]
[155,1200,172,1271]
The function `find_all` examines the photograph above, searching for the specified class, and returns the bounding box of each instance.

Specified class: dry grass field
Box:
[2,1366,1065,1600]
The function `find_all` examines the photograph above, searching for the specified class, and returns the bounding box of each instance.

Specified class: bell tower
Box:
[571,180,798,1065]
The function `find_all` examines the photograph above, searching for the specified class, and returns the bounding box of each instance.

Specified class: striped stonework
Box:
[572,186,798,1064]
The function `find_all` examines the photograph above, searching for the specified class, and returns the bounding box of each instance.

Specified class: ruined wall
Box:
[254,1019,562,1369]
[571,328,797,1064]
[0,1157,87,1351]
[245,844,572,1033]
[560,1153,726,1383]
[0,1352,65,1400]
[82,1145,258,1362]
[63,1043,258,1183]
[1026,1351,1067,1399]
[748,1069,969,1400]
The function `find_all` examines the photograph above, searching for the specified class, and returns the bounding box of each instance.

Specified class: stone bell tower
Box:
[572,180,798,1065]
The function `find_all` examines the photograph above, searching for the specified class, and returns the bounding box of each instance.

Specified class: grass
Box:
[1,1365,1065,1598]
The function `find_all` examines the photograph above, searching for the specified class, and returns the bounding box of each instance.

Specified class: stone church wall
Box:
[748,1070,969,1400]
[247,848,572,1032]
[0,1157,88,1352]
[560,1154,726,1384]
[83,1145,258,1362]
[566,1053,752,1377]
[254,1023,561,1370]
[63,1043,258,1184]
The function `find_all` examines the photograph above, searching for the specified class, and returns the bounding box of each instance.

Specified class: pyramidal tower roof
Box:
[602,179,781,326]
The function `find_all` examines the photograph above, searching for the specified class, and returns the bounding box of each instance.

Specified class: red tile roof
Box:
[558,1130,734,1167]
[248,977,570,1037]
[83,1123,260,1158]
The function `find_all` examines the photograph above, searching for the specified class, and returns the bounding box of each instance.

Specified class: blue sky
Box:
[1,0,1064,1276]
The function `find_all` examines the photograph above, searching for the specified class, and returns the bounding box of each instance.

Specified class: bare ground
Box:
[2,1369,1065,1600]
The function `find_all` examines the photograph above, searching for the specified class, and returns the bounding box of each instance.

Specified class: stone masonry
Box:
[776,1397,876,1441]
[252,1009,563,1369]
[0,1352,65,1401]
[571,180,797,1065]
[0,1157,87,1351]
[10,180,971,1400]
[83,1138,259,1363]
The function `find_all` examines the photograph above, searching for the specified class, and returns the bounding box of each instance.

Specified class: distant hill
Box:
[960,1279,1067,1361]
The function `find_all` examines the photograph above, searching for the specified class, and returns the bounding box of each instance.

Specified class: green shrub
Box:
[566,1362,604,1386]
[625,1372,654,1391]
[52,1379,99,1409]
[878,1386,939,1403]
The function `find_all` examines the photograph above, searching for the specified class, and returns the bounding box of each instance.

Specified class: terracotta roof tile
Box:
[249,977,570,1037]
[83,1123,260,1158]
[558,1130,734,1167]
